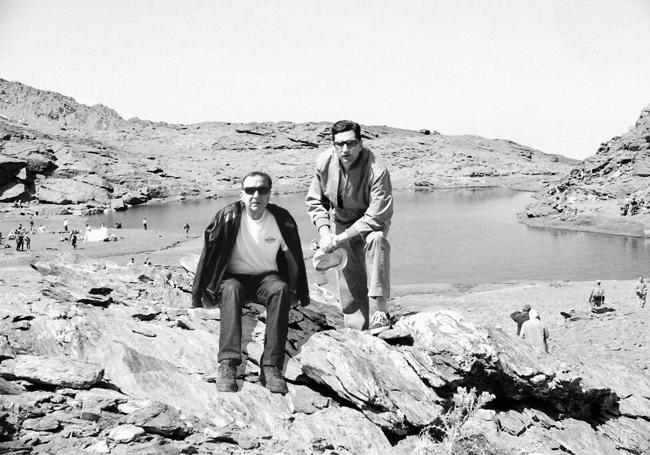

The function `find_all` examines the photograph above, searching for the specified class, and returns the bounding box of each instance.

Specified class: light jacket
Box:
[306,146,393,239]
[192,201,309,308]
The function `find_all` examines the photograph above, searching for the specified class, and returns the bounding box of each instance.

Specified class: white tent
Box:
[84,226,108,242]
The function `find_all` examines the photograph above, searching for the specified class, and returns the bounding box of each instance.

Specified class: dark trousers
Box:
[218,272,290,369]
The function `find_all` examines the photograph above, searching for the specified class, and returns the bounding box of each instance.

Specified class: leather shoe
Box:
[259,366,288,394]
[216,360,238,392]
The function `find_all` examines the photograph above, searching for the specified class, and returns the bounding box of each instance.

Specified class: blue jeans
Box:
[218,272,290,369]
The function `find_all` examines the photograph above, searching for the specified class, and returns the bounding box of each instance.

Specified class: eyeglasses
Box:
[334,139,360,149]
[243,186,270,195]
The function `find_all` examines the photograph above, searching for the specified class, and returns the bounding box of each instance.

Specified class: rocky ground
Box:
[1,78,577,217]
[523,103,650,237]
[0,224,648,454]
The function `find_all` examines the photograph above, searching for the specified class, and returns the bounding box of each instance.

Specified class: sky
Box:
[1,0,649,160]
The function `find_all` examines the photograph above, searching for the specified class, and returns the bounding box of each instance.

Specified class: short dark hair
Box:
[241,171,272,189]
[331,120,361,141]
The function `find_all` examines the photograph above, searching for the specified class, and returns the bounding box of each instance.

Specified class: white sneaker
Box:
[369,311,391,335]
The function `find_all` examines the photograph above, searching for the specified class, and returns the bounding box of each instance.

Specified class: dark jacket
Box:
[192,201,310,308]
[510,310,530,336]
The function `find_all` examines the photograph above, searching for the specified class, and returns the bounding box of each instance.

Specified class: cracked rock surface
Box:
[0,257,647,454]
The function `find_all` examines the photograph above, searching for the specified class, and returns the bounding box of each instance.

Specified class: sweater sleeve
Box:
[306,171,332,232]
[346,166,393,239]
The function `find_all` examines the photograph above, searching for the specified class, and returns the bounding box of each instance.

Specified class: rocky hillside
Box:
[0,79,577,212]
[523,104,650,236]
[1,257,648,454]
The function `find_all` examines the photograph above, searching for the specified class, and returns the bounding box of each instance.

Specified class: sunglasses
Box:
[243,186,270,195]
[334,139,360,149]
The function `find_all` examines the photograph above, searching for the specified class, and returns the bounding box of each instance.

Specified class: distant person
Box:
[193,171,309,394]
[635,276,647,308]
[589,280,605,311]
[510,304,531,335]
[115,222,122,229]
[144,256,151,266]
[306,120,393,334]
[128,257,135,266]
[63,218,69,232]
[0,232,3,245]
[70,233,78,249]
[29,217,34,231]
[24,235,30,251]
[520,309,549,354]
[142,218,148,230]
[183,222,190,235]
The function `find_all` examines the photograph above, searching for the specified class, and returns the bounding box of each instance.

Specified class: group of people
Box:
[511,276,648,355]
[192,120,393,394]
[589,277,647,310]
[620,196,648,216]
[3,223,32,251]
[510,304,550,354]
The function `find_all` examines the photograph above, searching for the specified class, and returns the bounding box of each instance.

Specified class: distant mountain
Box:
[0,78,577,211]
[523,104,650,236]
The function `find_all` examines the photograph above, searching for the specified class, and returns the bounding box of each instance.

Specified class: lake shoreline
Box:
[519,212,648,238]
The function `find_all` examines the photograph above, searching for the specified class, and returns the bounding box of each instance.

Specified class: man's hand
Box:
[319,231,336,253]
[320,231,348,253]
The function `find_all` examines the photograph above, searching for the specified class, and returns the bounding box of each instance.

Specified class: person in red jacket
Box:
[193,171,309,395]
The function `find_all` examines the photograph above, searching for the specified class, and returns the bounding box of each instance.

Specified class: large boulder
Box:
[295,329,444,435]
[396,311,618,419]
[0,355,104,389]
[0,156,28,201]
[35,174,112,204]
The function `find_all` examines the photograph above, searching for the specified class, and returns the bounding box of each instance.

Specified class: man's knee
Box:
[267,278,289,296]
[365,231,389,247]
[220,278,245,302]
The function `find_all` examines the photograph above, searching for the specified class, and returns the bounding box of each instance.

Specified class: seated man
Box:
[192,171,309,394]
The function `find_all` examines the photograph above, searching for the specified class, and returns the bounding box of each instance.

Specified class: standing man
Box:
[589,280,605,311]
[193,171,309,394]
[520,309,550,354]
[142,217,148,230]
[63,218,69,232]
[635,276,647,308]
[306,120,393,334]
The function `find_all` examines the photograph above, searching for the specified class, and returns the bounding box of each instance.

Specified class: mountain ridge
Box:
[1,78,577,212]
[523,103,650,236]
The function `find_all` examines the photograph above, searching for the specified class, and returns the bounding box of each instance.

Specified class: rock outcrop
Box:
[0,257,647,454]
[1,78,577,209]
[523,103,650,236]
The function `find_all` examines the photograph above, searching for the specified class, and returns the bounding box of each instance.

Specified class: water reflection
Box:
[89,189,650,284]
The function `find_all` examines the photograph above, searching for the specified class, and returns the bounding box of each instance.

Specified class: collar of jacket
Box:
[325,146,370,208]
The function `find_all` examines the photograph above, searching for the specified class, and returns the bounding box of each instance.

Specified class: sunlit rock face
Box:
[524,103,650,236]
